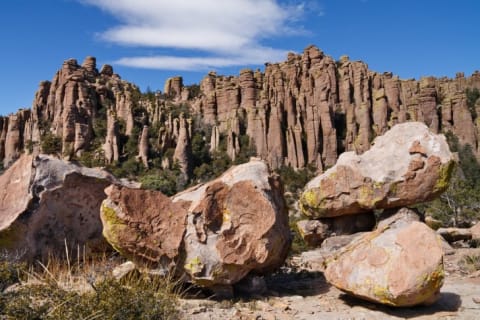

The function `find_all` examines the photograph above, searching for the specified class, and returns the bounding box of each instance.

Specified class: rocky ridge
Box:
[1,46,479,176]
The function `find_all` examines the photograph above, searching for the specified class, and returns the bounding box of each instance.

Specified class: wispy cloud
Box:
[81,0,309,70]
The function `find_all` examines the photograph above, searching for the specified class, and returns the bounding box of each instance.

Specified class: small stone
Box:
[112,261,137,280]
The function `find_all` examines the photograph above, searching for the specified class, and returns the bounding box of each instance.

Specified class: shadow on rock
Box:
[339,291,462,318]
[263,269,331,298]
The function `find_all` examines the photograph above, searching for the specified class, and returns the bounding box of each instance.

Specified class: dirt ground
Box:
[179,248,480,320]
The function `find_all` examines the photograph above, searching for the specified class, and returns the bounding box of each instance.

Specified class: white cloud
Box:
[81,0,306,70]
[115,47,289,71]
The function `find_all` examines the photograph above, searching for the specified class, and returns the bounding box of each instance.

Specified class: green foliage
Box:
[76,150,106,168]
[466,88,480,118]
[186,84,201,99]
[143,86,157,104]
[41,132,62,155]
[233,134,256,165]
[163,102,191,120]
[107,158,145,179]
[124,126,142,158]
[276,165,317,195]
[24,140,35,154]
[288,214,309,256]
[0,259,25,292]
[421,131,480,227]
[139,169,179,196]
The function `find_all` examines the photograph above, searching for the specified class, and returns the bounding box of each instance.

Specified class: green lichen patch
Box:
[100,202,128,256]
[433,160,455,193]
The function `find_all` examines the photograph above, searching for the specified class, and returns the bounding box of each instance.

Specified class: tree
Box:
[421,132,480,226]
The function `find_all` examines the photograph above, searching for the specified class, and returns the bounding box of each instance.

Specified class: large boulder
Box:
[0,154,135,261]
[101,185,189,267]
[300,122,454,218]
[100,159,291,288]
[324,208,444,307]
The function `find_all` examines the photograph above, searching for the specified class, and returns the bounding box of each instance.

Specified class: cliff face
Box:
[0,56,139,167]
[195,46,480,170]
[1,45,480,173]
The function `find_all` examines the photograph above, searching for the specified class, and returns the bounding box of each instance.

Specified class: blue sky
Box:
[0,0,479,116]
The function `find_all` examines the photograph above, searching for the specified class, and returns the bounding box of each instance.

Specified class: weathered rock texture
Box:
[471,222,480,240]
[101,160,291,287]
[436,227,473,242]
[297,212,375,247]
[300,122,455,218]
[0,154,135,261]
[2,46,480,174]
[101,185,188,267]
[324,208,445,307]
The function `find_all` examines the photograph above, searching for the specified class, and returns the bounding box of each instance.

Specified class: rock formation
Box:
[296,212,375,247]
[297,124,454,306]
[137,125,149,168]
[0,57,139,167]
[0,154,137,261]
[100,159,291,288]
[164,76,185,101]
[324,208,444,307]
[173,115,192,177]
[436,227,473,242]
[101,185,188,267]
[1,47,480,175]
[300,122,455,218]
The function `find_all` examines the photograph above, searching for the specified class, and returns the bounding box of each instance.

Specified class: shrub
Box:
[1,276,178,319]
[288,214,309,256]
[459,254,480,274]
[139,170,178,196]
[276,165,317,195]
[41,132,62,155]
[466,88,480,118]
[0,259,25,292]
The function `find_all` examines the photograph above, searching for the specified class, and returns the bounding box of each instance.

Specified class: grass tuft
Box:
[0,245,180,319]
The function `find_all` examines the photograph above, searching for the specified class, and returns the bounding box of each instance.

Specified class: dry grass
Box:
[0,242,180,320]
[458,254,480,274]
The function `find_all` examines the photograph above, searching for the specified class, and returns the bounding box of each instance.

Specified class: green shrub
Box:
[276,165,317,195]
[41,133,62,155]
[288,214,309,256]
[466,88,480,118]
[139,170,178,196]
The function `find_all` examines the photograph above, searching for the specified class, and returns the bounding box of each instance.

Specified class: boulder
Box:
[297,212,375,247]
[436,227,472,243]
[296,219,329,247]
[300,122,454,218]
[297,233,366,272]
[101,185,189,267]
[0,154,135,261]
[324,208,444,307]
[100,159,290,288]
[471,222,480,240]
